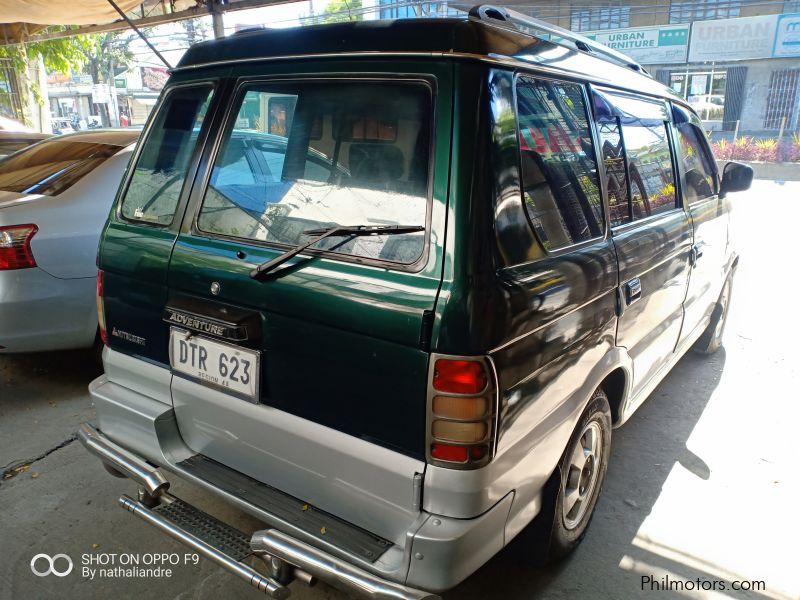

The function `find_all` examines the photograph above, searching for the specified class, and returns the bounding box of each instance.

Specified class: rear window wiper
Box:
[250,224,425,280]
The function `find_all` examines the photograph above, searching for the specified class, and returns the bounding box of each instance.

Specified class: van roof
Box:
[175,17,678,102]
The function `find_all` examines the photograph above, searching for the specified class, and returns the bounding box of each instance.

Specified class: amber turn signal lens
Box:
[433,359,488,394]
[433,395,488,420]
[432,420,487,443]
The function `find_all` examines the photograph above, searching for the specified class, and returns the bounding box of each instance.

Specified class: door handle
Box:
[624,278,642,305]
[690,245,704,267]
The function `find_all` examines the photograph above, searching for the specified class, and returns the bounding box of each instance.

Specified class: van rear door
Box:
[164,64,452,542]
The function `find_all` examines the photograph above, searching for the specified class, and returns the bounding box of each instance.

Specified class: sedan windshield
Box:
[0,140,122,196]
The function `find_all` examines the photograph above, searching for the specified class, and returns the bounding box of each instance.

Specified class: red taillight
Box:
[0,224,38,270]
[96,270,108,346]
[431,443,468,463]
[428,357,496,469]
[433,359,488,394]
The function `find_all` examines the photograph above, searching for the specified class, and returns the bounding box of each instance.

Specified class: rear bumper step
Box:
[80,422,440,600]
[120,493,289,598]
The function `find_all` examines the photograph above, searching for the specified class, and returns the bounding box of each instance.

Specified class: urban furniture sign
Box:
[585,25,689,64]
[689,14,782,62]
[773,13,800,58]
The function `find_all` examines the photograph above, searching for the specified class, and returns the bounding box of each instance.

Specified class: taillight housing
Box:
[0,224,38,270]
[96,269,108,346]
[427,356,497,469]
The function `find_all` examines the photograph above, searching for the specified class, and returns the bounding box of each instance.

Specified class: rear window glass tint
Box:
[673,105,717,204]
[621,118,676,220]
[0,140,120,196]
[595,91,677,222]
[596,118,630,227]
[120,86,214,225]
[516,77,604,251]
[196,81,431,265]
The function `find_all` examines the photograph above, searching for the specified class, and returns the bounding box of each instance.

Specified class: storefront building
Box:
[507,1,800,138]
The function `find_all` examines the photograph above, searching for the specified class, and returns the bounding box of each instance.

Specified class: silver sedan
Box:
[0,129,139,353]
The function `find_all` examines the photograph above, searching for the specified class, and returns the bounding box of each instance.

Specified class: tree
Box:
[80,32,134,126]
[308,0,363,24]
[182,17,210,45]
[0,31,92,126]
[0,28,134,127]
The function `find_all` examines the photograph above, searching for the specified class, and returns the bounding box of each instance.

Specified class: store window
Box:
[570,4,631,31]
[669,68,727,124]
[378,0,445,18]
[764,69,799,130]
[669,0,740,23]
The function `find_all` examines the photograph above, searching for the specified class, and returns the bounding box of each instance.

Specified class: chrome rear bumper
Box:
[78,422,169,497]
[79,422,440,600]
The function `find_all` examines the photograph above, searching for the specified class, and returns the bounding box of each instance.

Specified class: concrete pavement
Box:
[1,180,798,600]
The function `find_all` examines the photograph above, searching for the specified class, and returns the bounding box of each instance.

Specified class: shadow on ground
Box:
[446,349,753,599]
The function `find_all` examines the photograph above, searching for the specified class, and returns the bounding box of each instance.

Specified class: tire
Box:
[693,276,732,355]
[549,387,612,560]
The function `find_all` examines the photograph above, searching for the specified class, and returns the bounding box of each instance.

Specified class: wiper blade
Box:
[250,224,425,280]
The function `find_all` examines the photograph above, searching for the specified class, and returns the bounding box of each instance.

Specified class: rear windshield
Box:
[196,81,431,265]
[0,140,120,196]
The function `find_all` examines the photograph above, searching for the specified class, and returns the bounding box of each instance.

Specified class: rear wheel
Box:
[693,276,732,355]
[550,388,612,559]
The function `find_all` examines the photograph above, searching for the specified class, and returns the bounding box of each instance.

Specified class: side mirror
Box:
[719,161,753,197]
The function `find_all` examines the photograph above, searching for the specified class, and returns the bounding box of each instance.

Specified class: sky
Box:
[225,1,319,30]
[127,0,384,67]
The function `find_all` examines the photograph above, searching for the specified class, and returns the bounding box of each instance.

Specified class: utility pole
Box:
[108,56,120,127]
[210,0,226,39]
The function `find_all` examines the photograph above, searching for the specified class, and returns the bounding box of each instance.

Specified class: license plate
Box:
[169,328,260,401]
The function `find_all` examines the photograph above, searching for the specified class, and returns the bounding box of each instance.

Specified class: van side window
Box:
[196,81,430,265]
[593,91,677,223]
[622,118,676,220]
[515,77,603,251]
[672,105,717,203]
[120,86,214,225]
[595,118,630,227]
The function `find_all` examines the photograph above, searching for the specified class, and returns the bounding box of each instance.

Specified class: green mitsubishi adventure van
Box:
[80,5,753,598]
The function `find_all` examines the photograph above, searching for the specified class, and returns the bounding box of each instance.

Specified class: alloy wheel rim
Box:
[562,420,603,530]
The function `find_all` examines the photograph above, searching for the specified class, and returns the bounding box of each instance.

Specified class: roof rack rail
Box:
[464,4,650,77]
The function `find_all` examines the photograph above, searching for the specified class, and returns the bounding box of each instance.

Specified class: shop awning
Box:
[0,1,151,26]
[0,1,206,44]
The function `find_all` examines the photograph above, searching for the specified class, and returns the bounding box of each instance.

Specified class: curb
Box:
[716,159,800,181]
